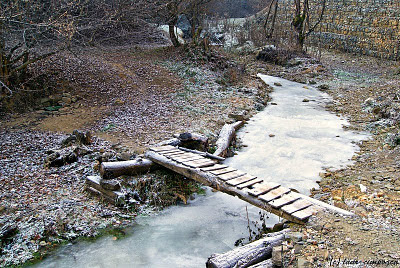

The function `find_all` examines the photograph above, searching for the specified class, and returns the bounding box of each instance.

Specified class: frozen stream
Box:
[35,75,367,268]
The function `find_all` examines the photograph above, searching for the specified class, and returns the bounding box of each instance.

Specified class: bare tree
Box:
[157,0,213,47]
[263,0,278,39]
[263,0,326,51]
[0,0,74,97]
[292,0,326,50]
[0,0,164,100]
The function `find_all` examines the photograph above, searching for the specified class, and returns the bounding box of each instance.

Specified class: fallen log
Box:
[86,175,125,204]
[100,158,156,179]
[178,147,225,161]
[206,230,289,268]
[213,121,244,157]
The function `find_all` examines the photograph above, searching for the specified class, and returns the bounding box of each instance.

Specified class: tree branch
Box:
[0,79,12,96]
[306,0,326,36]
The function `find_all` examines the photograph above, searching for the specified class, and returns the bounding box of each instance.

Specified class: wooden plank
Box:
[236,178,264,189]
[209,167,237,175]
[183,159,215,168]
[149,145,176,152]
[258,187,291,202]
[181,158,215,164]
[161,151,186,156]
[218,170,246,181]
[172,154,203,160]
[200,164,228,172]
[173,156,204,162]
[268,193,301,209]
[291,206,319,221]
[248,182,280,197]
[178,147,225,161]
[158,148,181,153]
[281,199,313,214]
[172,153,203,159]
[226,174,257,186]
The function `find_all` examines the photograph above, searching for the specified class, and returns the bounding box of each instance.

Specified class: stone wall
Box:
[278,0,400,60]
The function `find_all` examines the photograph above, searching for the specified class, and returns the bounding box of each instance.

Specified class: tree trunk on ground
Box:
[213,121,244,157]
[206,230,289,268]
[100,158,156,179]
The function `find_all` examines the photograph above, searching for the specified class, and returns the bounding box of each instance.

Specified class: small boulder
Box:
[73,130,92,145]
[116,152,132,161]
[318,84,329,91]
[177,132,208,151]
[62,135,77,146]
[74,145,93,156]
[228,111,248,121]
[156,138,181,147]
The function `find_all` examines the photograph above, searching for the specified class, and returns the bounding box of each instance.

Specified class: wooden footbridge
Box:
[145,145,353,224]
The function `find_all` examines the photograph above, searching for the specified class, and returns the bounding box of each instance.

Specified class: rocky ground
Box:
[248,50,400,267]
[0,45,270,266]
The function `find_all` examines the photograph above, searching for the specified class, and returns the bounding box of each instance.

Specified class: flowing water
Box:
[35,75,367,268]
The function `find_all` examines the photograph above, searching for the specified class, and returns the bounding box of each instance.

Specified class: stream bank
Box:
[34,74,366,267]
